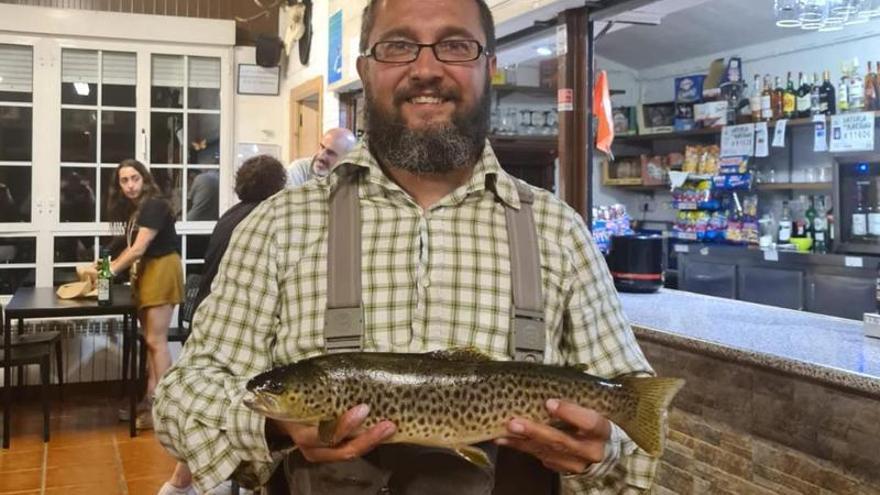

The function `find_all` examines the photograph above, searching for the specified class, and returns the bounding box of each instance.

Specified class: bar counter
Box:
[618,289,880,493]
[619,289,880,396]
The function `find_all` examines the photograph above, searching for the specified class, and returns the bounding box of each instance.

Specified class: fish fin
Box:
[453,445,492,469]
[318,418,338,446]
[613,376,685,456]
[428,347,493,361]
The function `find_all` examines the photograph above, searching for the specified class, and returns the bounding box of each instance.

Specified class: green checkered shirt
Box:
[154,140,658,494]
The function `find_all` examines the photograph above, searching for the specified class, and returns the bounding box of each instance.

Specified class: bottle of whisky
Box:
[810,72,822,116]
[796,72,812,118]
[813,196,829,254]
[865,61,877,111]
[773,76,785,120]
[783,71,797,118]
[849,57,865,112]
[838,64,850,114]
[819,70,836,115]
[750,74,763,122]
[761,75,774,121]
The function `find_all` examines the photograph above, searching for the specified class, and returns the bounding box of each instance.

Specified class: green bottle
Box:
[98,248,112,306]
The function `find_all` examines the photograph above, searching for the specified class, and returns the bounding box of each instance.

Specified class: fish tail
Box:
[614,376,685,456]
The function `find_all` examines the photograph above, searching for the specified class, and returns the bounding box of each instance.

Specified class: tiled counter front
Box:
[638,337,880,495]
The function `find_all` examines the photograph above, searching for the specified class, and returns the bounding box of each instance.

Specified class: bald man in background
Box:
[288,128,357,186]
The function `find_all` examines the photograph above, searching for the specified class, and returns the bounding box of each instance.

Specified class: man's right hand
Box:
[271,404,396,463]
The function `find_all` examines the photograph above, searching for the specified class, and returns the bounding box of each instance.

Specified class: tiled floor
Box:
[0,393,177,495]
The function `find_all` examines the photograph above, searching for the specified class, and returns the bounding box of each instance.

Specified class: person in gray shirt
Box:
[288,127,357,186]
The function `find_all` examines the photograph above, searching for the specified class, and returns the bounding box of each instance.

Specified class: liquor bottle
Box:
[853,181,869,237]
[819,70,836,115]
[778,200,793,243]
[866,61,877,111]
[97,248,112,306]
[805,195,817,243]
[783,72,797,118]
[810,72,822,116]
[827,205,835,251]
[874,61,880,110]
[750,75,763,122]
[875,262,880,313]
[870,180,880,237]
[813,196,828,254]
[838,65,850,114]
[848,57,865,112]
[773,76,785,120]
[796,72,812,118]
[761,75,774,121]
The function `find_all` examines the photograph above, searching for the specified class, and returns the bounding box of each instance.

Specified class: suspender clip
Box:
[510,309,545,363]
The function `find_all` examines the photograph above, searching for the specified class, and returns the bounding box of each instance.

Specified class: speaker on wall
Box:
[256,35,284,68]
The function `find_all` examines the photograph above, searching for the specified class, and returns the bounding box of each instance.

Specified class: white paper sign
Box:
[772,119,787,148]
[763,249,779,262]
[755,122,769,157]
[237,64,280,95]
[721,123,756,157]
[556,25,567,56]
[845,256,864,268]
[674,244,690,254]
[813,114,828,152]
[830,112,875,153]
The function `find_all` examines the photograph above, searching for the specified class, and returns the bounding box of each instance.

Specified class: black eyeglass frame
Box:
[361,40,491,64]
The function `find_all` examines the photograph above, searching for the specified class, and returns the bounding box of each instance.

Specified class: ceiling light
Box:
[73,82,90,96]
[535,46,553,56]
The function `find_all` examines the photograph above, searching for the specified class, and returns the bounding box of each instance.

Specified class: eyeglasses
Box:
[363,40,487,63]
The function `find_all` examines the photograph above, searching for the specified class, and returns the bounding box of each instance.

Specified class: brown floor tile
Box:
[118,442,177,479]
[127,476,169,495]
[46,443,117,467]
[45,428,115,448]
[44,462,121,488]
[0,468,42,492]
[44,482,125,495]
[0,449,43,471]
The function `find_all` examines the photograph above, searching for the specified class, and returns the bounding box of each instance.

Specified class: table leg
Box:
[129,312,138,438]
[3,316,10,449]
[16,319,24,390]
[121,314,129,398]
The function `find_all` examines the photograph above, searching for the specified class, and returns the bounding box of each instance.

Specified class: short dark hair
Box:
[235,155,287,203]
[359,0,496,56]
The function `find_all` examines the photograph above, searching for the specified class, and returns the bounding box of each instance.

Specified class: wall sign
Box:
[830,112,875,153]
[720,123,755,157]
[237,64,280,96]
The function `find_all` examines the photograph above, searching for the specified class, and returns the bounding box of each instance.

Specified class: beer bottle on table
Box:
[98,248,112,306]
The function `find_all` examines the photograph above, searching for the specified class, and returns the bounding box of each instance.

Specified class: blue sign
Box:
[328,10,343,84]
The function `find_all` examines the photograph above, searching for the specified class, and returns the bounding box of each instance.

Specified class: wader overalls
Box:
[283,167,561,495]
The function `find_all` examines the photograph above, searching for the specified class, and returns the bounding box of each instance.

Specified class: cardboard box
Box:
[694,101,728,128]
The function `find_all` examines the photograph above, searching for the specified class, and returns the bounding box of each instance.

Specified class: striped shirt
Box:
[154,140,658,494]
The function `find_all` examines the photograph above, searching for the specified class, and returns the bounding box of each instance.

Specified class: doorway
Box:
[289,76,323,161]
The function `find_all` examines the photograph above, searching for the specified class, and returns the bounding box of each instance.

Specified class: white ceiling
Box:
[596,0,814,70]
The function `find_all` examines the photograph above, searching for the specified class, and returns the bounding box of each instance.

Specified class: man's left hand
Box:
[495,399,611,476]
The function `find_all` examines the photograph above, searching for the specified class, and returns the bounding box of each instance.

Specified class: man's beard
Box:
[365,80,491,174]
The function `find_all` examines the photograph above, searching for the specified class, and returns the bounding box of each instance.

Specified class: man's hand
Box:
[271,404,396,463]
[495,399,611,475]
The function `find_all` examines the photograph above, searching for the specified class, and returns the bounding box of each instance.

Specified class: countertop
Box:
[619,289,880,396]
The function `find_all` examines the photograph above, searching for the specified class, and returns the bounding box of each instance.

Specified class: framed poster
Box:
[328,10,343,84]
[237,64,281,96]
[638,102,676,135]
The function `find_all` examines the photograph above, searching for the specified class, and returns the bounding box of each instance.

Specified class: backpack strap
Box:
[505,181,545,363]
[323,169,364,352]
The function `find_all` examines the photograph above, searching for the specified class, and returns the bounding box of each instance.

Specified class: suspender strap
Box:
[324,169,364,352]
[505,181,545,362]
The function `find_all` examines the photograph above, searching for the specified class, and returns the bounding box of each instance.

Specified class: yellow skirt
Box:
[134,252,184,309]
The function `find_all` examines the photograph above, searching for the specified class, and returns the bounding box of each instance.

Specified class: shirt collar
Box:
[330,137,522,210]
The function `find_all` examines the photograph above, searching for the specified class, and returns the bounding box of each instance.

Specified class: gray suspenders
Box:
[323,168,545,362]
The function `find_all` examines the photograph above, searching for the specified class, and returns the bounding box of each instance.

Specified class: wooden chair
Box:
[2,304,54,449]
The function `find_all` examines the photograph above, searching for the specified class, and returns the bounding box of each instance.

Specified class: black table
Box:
[3,285,142,439]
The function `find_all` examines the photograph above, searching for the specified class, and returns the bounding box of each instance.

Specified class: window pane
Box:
[188,57,220,110]
[61,82,98,105]
[0,44,33,102]
[99,235,124,257]
[102,52,135,107]
[0,106,32,161]
[60,167,97,222]
[61,109,97,162]
[0,268,35,295]
[103,84,135,107]
[152,55,184,108]
[54,236,95,263]
[101,110,135,163]
[185,262,204,276]
[0,237,36,263]
[151,112,183,164]
[187,235,210,260]
[151,168,183,220]
[186,169,219,221]
[54,267,78,286]
[0,166,31,222]
[188,88,220,110]
[99,167,117,222]
[188,114,220,164]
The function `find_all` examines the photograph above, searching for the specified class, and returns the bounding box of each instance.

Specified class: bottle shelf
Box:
[756,182,833,191]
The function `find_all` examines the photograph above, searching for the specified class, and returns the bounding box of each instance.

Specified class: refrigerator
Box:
[834,154,880,256]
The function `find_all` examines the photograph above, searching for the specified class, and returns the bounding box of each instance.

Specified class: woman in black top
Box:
[102,159,183,430]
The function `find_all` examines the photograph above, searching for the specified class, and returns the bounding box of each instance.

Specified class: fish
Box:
[244,349,684,467]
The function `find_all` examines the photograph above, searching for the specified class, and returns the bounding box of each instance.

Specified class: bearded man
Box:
[154,0,658,493]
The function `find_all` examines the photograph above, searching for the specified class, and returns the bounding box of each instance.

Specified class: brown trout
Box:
[244,349,684,466]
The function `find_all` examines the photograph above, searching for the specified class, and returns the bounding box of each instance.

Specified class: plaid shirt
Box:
[154,140,658,494]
